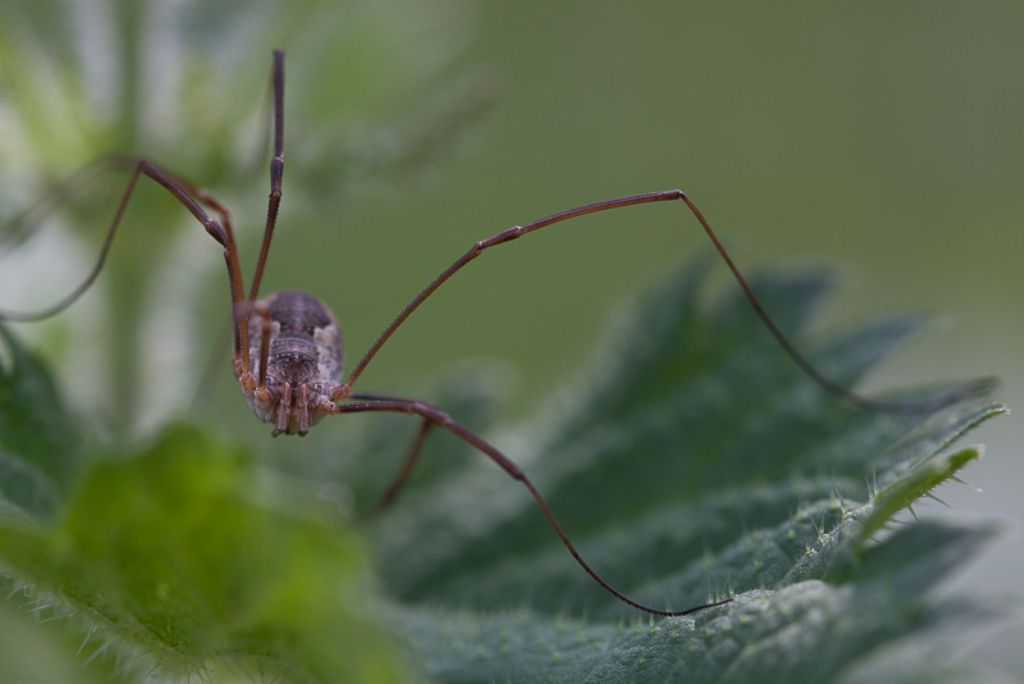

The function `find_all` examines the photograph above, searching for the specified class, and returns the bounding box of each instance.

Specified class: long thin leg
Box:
[0,155,239,285]
[154,162,248,355]
[324,396,733,617]
[157,164,238,258]
[0,158,244,332]
[4,156,250,407]
[253,300,273,392]
[361,416,434,520]
[0,157,115,251]
[248,49,286,303]
[351,391,440,518]
[230,49,287,377]
[338,190,990,414]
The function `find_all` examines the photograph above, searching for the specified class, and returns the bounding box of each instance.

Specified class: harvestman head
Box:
[0,50,991,617]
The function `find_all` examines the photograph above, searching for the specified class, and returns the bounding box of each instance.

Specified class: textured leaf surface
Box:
[391,520,1001,684]
[0,261,1009,683]
[321,260,1007,682]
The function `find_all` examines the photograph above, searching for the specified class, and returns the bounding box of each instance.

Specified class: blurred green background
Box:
[1,0,1022,677]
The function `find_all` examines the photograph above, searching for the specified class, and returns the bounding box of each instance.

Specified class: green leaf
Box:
[0,261,1009,683]
[0,596,116,684]
[854,445,983,547]
[391,520,1004,684]
[0,423,409,682]
[332,259,1008,682]
[0,325,78,519]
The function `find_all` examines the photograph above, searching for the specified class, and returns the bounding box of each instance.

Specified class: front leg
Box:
[336,190,987,414]
[346,391,442,518]
[322,394,732,617]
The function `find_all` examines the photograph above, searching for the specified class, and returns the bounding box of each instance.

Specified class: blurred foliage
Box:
[0,0,486,187]
[0,259,1009,681]
[0,1,1018,682]
[0,326,79,519]
[0,0,492,435]
[0,330,407,681]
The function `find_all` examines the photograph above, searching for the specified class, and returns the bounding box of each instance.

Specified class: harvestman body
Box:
[240,290,343,436]
[0,51,985,617]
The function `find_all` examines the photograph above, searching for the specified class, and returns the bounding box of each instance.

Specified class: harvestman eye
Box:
[0,50,990,617]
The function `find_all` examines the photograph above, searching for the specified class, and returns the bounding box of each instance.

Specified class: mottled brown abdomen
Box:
[262,290,343,385]
[240,290,344,435]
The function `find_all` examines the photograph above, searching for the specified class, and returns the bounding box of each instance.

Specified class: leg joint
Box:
[476,224,524,251]
[414,402,452,426]
[206,219,229,246]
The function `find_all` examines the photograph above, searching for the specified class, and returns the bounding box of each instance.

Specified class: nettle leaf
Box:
[0,260,1009,683]
[391,520,1002,684]
[341,259,1008,682]
[0,399,408,681]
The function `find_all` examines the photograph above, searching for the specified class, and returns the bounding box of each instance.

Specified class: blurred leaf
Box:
[0,423,409,682]
[305,70,498,200]
[0,324,78,519]
[0,0,481,175]
[0,0,489,436]
[0,595,116,684]
[338,259,1008,682]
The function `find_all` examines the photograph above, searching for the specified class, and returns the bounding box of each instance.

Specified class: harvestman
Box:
[0,51,985,617]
